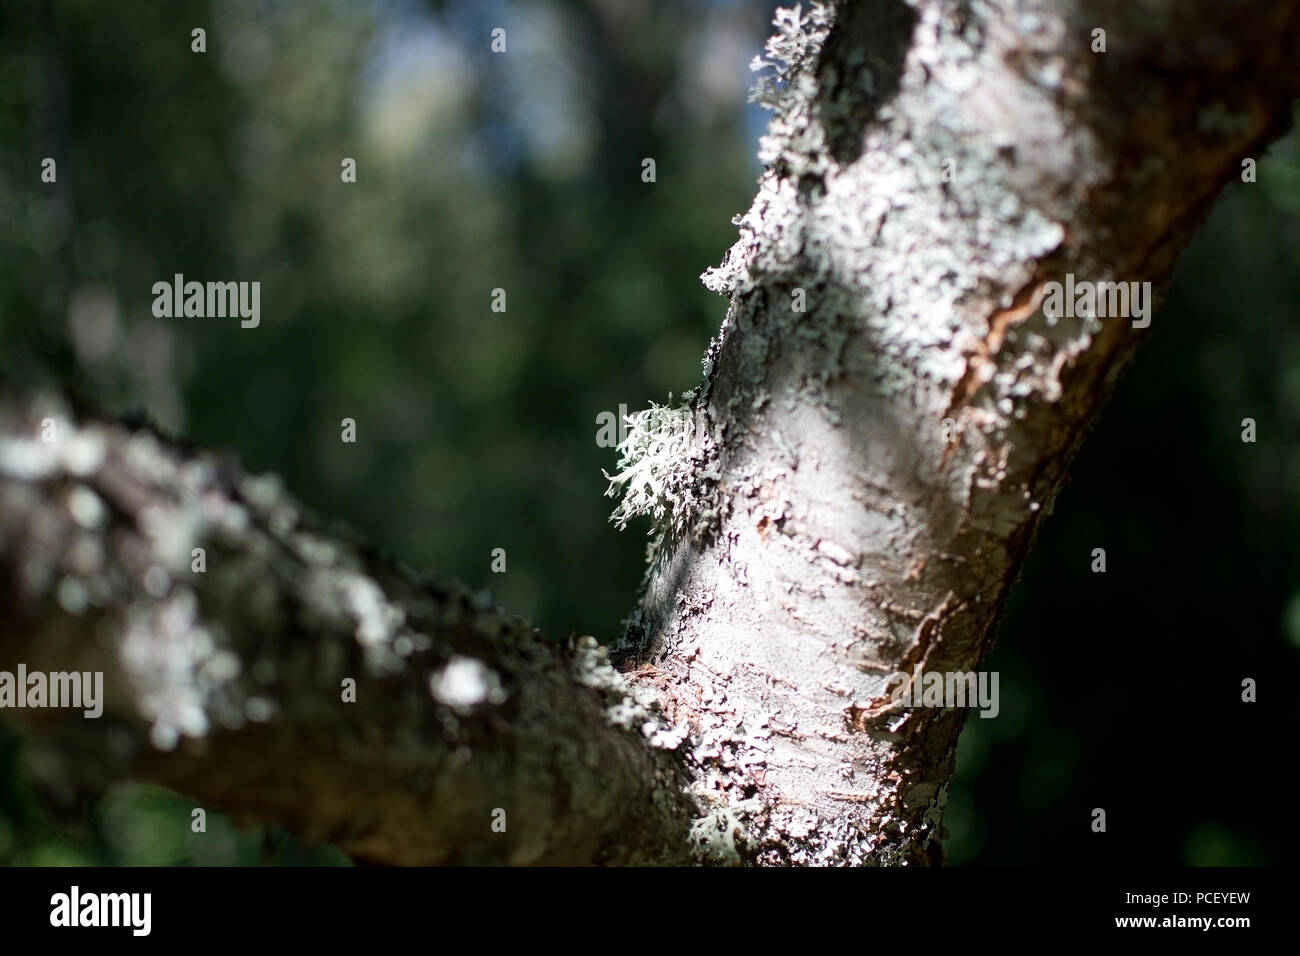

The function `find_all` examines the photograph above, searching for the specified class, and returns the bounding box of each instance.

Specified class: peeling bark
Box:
[2,0,1299,865]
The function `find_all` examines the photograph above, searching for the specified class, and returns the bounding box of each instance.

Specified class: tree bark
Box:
[611,0,1300,864]
[2,0,1299,865]
[0,388,695,865]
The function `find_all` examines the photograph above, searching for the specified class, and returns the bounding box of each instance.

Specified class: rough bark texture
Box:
[613,0,1300,864]
[0,388,695,865]
[2,0,1299,866]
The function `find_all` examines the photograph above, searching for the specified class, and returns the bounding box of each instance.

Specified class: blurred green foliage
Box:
[0,720,350,864]
[1,0,1296,866]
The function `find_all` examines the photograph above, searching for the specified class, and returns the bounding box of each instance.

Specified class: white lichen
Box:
[429,656,507,713]
[688,797,762,865]
[569,635,688,749]
[602,400,721,543]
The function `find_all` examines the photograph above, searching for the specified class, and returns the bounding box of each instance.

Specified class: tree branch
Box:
[0,387,695,864]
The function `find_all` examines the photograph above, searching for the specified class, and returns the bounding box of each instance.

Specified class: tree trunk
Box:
[2,0,1298,865]
[610,0,1300,864]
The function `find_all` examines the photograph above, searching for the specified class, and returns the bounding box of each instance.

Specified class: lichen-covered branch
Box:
[0,386,696,865]
[614,0,1300,864]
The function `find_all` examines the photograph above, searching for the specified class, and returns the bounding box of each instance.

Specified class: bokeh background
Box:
[0,0,1296,866]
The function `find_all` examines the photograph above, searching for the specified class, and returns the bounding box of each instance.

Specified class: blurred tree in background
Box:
[0,0,1295,865]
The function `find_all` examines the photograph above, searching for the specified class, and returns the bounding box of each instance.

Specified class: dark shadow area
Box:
[816,0,916,165]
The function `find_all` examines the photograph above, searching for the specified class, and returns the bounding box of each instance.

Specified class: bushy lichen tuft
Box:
[602,399,722,546]
[749,2,835,114]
